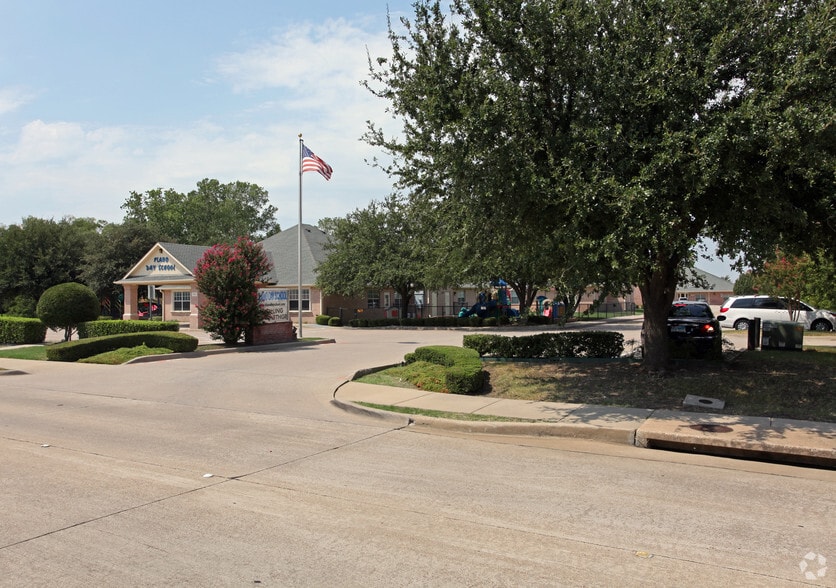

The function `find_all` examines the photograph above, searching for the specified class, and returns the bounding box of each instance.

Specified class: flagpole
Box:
[297,134,303,339]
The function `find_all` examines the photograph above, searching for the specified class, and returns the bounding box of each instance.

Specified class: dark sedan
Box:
[667,301,723,359]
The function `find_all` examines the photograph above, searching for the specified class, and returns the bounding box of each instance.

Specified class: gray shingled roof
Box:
[679,267,735,292]
[259,224,329,285]
[158,242,212,274]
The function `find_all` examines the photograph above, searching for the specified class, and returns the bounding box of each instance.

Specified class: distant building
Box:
[671,268,735,306]
[116,224,361,328]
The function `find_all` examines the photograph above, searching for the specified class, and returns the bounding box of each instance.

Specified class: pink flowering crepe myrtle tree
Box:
[194,237,273,345]
[756,250,813,322]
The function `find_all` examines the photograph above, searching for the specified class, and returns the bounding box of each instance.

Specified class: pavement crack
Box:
[0,481,226,552]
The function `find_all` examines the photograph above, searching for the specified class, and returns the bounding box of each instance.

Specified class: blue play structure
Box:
[458,280,519,319]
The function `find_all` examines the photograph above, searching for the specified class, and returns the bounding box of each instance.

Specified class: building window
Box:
[289,288,310,311]
[367,291,380,309]
[173,291,190,312]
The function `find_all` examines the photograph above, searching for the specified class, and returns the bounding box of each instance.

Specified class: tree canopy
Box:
[316,197,427,318]
[0,216,100,314]
[365,0,835,369]
[122,178,280,245]
[80,221,165,305]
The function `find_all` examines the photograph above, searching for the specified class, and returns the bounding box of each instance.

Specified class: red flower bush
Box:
[194,237,273,344]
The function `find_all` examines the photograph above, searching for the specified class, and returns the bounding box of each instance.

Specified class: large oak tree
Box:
[365,0,835,369]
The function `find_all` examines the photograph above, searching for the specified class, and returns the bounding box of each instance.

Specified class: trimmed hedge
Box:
[78,319,180,339]
[462,331,624,359]
[0,316,47,344]
[404,345,484,394]
[315,314,331,325]
[46,332,199,362]
[327,316,342,327]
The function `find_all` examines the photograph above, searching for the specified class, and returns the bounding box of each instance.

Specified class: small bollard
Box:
[747,317,761,350]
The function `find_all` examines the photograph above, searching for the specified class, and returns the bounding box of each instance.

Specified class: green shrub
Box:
[316,314,331,325]
[78,319,180,338]
[403,345,484,394]
[444,363,485,395]
[328,316,342,327]
[463,331,624,359]
[4,295,38,317]
[46,332,199,362]
[36,282,100,341]
[0,316,47,344]
[406,345,468,366]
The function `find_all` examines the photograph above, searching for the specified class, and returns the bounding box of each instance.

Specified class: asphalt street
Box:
[1,322,834,586]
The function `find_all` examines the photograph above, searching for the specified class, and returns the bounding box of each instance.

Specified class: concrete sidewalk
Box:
[333,381,836,468]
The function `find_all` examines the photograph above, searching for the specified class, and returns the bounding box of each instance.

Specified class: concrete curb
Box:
[329,398,413,427]
[407,414,637,444]
[332,381,836,469]
[124,338,336,364]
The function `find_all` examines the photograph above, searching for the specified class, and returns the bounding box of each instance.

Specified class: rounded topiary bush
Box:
[36,282,100,341]
[327,316,342,327]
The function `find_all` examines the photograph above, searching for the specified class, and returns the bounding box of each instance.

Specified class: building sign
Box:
[143,255,179,275]
[258,288,289,323]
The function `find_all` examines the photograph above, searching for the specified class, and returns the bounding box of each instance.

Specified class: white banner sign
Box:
[258,289,289,323]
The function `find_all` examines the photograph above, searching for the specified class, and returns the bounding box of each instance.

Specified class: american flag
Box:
[301,144,333,181]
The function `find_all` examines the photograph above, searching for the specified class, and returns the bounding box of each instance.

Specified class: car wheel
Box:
[811,319,833,332]
[733,319,750,331]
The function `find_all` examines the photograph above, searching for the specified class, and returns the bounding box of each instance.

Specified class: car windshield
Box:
[669,303,714,318]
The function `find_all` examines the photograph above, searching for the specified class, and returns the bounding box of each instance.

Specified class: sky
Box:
[0,0,738,279]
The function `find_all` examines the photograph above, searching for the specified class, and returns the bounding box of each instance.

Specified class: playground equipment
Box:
[458,280,519,319]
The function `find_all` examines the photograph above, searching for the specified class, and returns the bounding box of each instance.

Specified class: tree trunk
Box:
[639,263,679,372]
[510,282,538,314]
[398,288,413,320]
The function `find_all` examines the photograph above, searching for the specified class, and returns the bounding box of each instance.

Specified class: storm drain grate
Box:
[688,424,733,433]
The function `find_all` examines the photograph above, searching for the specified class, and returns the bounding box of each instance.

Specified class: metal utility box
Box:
[761,321,804,351]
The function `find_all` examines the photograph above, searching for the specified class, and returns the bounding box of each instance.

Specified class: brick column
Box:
[122,284,139,320]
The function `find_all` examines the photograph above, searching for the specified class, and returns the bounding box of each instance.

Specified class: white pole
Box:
[298,134,303,339]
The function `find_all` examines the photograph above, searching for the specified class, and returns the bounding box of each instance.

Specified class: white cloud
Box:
[0,17,400,230]
[217,19,375,92]
[0,87,34,115]
[11,120,88,162]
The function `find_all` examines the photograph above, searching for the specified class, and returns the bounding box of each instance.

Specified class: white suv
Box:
[718,295,835,331]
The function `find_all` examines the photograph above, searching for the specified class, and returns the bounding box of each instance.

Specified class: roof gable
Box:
[120,242,210,281]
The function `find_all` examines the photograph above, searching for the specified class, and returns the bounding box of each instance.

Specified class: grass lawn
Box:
[78,345,174,364]
[359,347,836,423]
[0,346,48,361]
[0,343,173,365]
